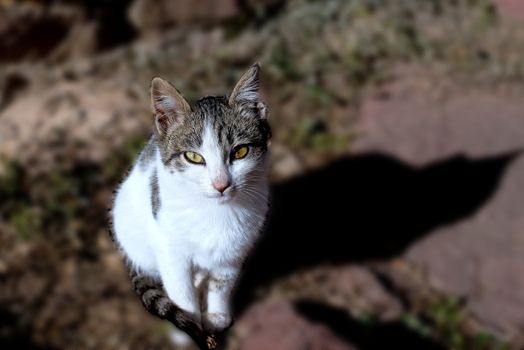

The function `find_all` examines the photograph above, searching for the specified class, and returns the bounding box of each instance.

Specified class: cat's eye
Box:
[184,151,205,164]
[233,145,249,160]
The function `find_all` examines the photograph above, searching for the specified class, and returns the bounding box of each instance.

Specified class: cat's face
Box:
[151,64,270,202]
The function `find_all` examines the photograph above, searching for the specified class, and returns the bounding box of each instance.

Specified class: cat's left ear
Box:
[229,62,268,119]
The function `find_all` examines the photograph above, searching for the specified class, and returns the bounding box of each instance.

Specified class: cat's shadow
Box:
[233,151,519,312]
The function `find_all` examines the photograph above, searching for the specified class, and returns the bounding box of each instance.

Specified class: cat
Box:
[111,63,270,341]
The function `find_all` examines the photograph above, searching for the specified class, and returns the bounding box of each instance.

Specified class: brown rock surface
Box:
[494,0,524,20]
[231,300,356,350]
[128,0,238,33]
[0,1,135,63]
[269,265,404,322]
[353,68,524,343]
[0,3,74,63]
[0,234,171,349]
[0,79,148,173]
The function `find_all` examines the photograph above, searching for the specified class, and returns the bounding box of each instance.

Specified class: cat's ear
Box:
[150,77,191,135]
[229,62,268,119]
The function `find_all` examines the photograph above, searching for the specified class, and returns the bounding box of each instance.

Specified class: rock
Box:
[493,0,524,20]
[46,21,100,62]
[354,68,524,164]
[353,66,524,344]
[0,1,135,63]
[0,70,29,110]
[128,0,238,34]
[270,265,404,322]
[0,3,73,63]
[0,80,148,173]
[232,300,356,350]
[472,255,524,338]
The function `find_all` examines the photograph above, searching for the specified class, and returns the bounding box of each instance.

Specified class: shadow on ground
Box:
[233,151,519,347]
[295,300,446,350]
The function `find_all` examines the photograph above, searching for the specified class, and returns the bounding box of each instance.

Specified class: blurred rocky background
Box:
[1,0,524,349]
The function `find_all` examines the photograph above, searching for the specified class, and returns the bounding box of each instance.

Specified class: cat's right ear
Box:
[150,77,191,135]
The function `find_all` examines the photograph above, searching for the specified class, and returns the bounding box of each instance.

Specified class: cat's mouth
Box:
[206,189,235,202]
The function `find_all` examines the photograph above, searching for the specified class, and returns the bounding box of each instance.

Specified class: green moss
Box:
[268,46,302,82]
[401,314,432,338]
[307,84,334,106]
[401,295,511,350]
[356,311,376,327]
[257,0,513,92]
[9,206,42,242]
[0,136,146,247]
[287,118,351,152]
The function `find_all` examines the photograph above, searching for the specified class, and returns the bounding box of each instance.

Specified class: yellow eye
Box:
[184,151,205,164]
[233,146,249,160]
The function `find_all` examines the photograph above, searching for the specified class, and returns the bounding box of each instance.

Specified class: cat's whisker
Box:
[235,175,268,187]
[238,187,268,204]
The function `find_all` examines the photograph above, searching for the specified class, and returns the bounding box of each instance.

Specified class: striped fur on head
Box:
[150,63,271,173]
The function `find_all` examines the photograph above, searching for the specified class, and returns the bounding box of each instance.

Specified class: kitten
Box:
[111,64,270,337]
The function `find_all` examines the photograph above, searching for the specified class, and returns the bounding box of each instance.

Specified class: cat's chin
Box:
[205,193,234,203]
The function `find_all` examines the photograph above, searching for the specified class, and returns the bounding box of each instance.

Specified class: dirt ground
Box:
[1,1,524,349]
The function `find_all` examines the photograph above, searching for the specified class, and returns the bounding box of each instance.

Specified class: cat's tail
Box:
[131,272,219,350]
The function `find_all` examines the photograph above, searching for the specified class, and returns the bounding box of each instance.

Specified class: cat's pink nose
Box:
[212,179,230,194]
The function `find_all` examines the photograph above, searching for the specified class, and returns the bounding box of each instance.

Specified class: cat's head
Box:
[150,63,271,202]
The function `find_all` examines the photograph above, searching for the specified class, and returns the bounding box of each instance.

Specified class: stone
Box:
[269,265,404,322]
[232,300,356,350]
[0,80,148,173]
[493,0,524,20]
[353,66,524,344]
[0,1,134,63]
[128,0,238,34]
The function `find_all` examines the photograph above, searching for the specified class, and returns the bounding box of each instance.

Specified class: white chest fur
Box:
[113,148,269,278]
[156,189,267,270]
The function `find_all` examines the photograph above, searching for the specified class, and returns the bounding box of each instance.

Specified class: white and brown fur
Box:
[111,64,270,344]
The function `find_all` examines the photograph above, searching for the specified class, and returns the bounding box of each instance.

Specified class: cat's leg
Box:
[203,268,238,332]
[157,253,200,319]
[130,270,220,349]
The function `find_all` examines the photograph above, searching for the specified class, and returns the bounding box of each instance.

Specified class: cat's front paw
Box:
[202,312,233,333]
